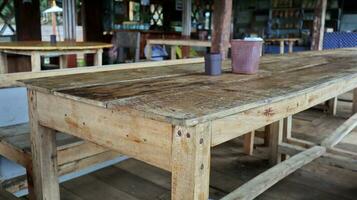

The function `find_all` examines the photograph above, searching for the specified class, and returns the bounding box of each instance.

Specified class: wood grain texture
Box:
[171,123,211,200]
[0,41,112,51]
[20,49,357,127]
[28,90,60,200]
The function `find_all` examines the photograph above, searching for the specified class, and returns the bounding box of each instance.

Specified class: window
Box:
[150,4,163,26]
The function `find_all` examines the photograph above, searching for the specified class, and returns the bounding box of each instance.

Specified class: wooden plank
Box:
[321,112,357,147]
[35,91,173,171]
[268,120,284,165]
[171,123,211,200]
[211,73,357,146]
[221,146,326,200]
[279,143,357,172]
[243,131,254,155]
[0,41,112,51]
[1,58,205,88]
[211,0,232,59]
[28,90,60,200]
[147,39,211,47]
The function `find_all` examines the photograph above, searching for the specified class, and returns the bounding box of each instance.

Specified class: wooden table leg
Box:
[327,97,338,116]
[171,46,177,60]
[59,55,68,69]
[279,41,285,55]
[147,44,152,60]
[172,123,211,200]
[282,116,292,160]
[243,131,255,155]
[28,90,60,200]
[352,89,357,114]
[0,52,8,74]
[268,119,284,165]
[94,49,103,66]
[288,41,294,53]
[31,52,41,72]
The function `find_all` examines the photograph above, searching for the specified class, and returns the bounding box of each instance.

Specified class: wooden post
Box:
[211,0,232,59]
[28,90,60,200]
[0,52,8,74]
[171,123,211,200]
[63,0,77,41]
[243,131,255,156]
[63,0,77,67]
[31,52,41,72]
[268,119,284,165]
[311,0,327,51]
[181,0,192,58]
[14,0,41,41]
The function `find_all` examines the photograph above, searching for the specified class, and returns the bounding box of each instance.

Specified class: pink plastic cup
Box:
[231,39,263,74]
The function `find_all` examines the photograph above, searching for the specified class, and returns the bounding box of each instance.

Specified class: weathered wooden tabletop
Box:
[0,41,113,51]
[22,48,357,126]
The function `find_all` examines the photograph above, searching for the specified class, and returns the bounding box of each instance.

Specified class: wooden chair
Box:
[111,31,141,63]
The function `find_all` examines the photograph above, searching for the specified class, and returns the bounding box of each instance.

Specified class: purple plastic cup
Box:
[205,53,222,76]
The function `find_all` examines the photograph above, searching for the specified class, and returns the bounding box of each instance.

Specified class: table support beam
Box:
[171,123,211,200]
[28,90,60,200]
[222,146,325,200]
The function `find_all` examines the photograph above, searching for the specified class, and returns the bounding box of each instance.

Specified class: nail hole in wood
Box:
[177,130,182,136]
[200,164,204,170]
[186,133,191,138]
[199,138,204,144]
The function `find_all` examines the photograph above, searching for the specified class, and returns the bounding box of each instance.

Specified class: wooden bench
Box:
[0,189,19,200]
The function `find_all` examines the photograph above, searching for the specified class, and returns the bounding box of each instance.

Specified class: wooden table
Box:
[22,48,357,200]
[0,41,113,73]
[146,39,212,60]
[265,38,301,54]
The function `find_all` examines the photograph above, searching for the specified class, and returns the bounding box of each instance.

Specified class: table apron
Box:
[1,49,98,56]
[211,77,357,146]
[34,91,173,171]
